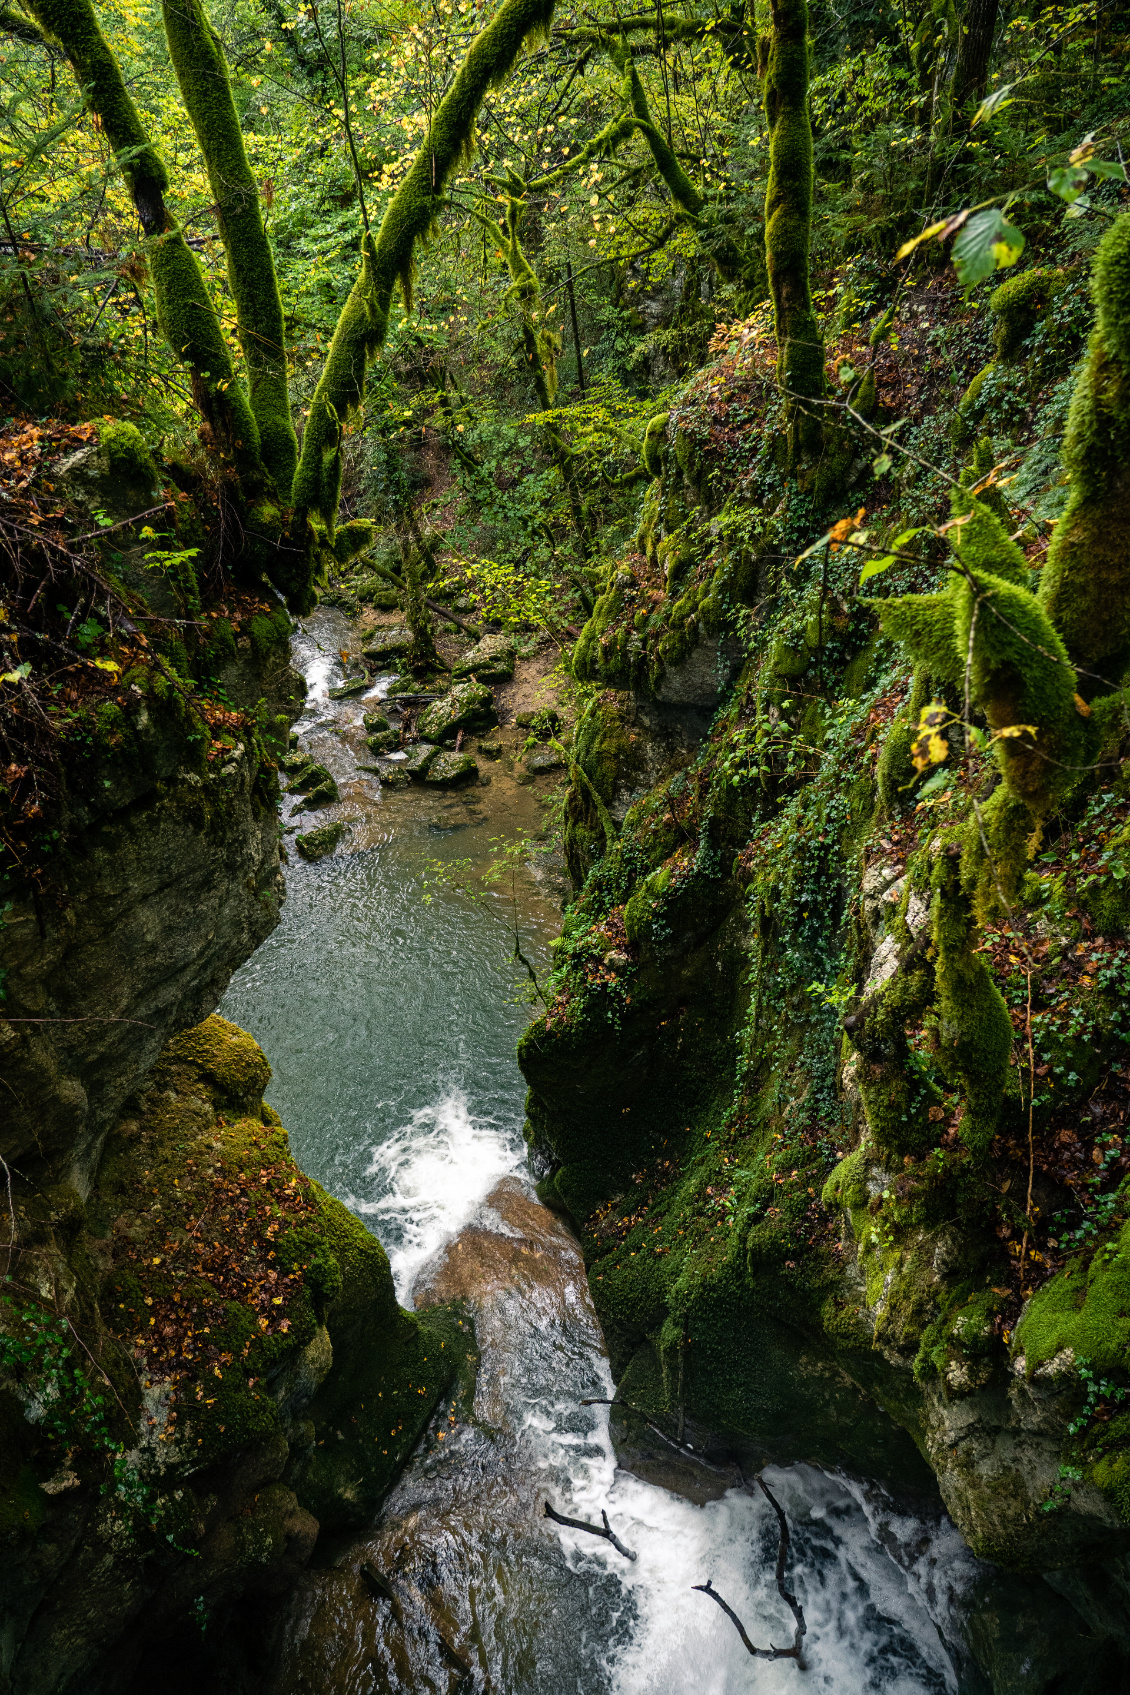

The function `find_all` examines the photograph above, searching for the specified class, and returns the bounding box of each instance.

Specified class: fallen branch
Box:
[692,1474,806,1668]
[543,1500,637,1561]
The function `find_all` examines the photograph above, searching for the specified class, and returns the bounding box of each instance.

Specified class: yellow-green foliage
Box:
[930,849,1012,1154]
[759,0,823,427]
[1016,1222,1130,1376]
[874,591,962,687]
[162,0,296,498]
[1039,213,1130,674]
[27,0,168,216]
[292,0,557,542]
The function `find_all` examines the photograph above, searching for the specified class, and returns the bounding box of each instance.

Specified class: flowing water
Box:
[220,612,982,1694]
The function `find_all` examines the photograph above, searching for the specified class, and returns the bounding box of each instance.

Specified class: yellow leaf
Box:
[1073,693,1092,717]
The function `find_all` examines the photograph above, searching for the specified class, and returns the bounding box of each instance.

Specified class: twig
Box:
[0,1154,16,1279]
[1018,965,1037,1291]
[692,1473,806,1666]
[543,1500,637,1560]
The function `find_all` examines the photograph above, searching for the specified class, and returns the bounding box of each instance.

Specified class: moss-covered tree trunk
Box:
[162,0,297,499]
[759,0,823,457]
[1038,213,1130,681]
[26,0,265,484]
[950,0,999,119]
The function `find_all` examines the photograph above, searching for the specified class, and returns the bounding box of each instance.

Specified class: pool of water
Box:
[221,613,979,1695]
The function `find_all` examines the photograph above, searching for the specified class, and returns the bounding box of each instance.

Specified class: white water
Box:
[350,1088,525,1298]
[224,609,980,1693]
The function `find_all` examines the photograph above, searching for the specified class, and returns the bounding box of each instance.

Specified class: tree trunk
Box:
[951,0,999,118]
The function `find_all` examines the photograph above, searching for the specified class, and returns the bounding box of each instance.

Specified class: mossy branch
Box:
[26,0,264,483]
[607,39,704,218]
[162,0,296,497]
[291,0,558,545]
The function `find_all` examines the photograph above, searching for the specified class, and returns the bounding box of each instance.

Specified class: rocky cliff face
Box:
[0,430,456,1694]
[521,239,1130,1692]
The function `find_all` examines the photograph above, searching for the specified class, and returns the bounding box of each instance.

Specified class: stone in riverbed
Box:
[366,729,401,755]
[453,633,516,682]
[402,742,440,777]
[425,750,478,787]
[417,679,496,744]
[328,675,371,699]
[477,739,503,760]
[526,746,566,774]
[362,710,391,733]
[379,767,411,787]
[361,627,414,663]
[295,821,344,860]
[286,762,339,801]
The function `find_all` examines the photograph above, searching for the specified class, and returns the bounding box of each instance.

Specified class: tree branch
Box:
[543,1500,637,1560]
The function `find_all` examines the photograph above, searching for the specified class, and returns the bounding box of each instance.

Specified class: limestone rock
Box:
[453,633,516,681]
[402,742,440,777]
[416,680,497,744]
[425,750,479,786]
[361,627,414,663]
[296,821,344,860]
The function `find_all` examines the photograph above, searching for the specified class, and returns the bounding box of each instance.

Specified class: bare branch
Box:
[543,1500,637,1560]
[692,1473,806,1667]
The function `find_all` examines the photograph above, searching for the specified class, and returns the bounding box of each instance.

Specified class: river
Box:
[219,612,979,1694]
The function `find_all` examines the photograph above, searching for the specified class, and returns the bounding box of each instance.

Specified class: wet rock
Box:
[379,767,411,787]
[477,739,503,759]
[295,821,344,860]
[526,746,566,775]
[402,742,440,778]
[361,627,414,663]
[425,751,479,787]
[362,710,391,734]
[453,633,516,682]
[417,680,497,744]
[286,761,338,800]
[328,675,371,699]
[366,729,401,755]
[281,750,312,776]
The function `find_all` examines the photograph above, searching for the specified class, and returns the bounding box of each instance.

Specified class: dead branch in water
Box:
[543,1500,637,1561]
[693,1474,807,1668]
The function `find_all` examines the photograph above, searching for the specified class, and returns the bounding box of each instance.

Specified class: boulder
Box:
[402,742,440,777]
[527,746,566,774]
[295,821,345,860]
[362,710,391,733]
[286,761,338,799]
[425,751,479,787]
[417,679,497,744]
[453,633,516,681]
[328,675,371,699]
[366,729,401,755]
[361,627,414,663]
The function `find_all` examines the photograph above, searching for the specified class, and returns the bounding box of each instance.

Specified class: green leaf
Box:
[872,451,893,477]
[1048,164,1090,204]
[951,208,1026,287]
[859,555,895,584]
[1,662,31,684]
[971,83,1017,128]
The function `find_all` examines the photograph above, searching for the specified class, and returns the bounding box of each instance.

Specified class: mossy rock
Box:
[328,676,371,700]
[402,741,440,777]
[424,750,479,786]
[361,628,415,663]
[292,779,338,812]
[286,762,338,800]
[296,821,345,861]
[526,746,566,775]
[416,680,497,744]
[163,1014,271,1102]
[452,633,516,681]
[478,739,503,760]
[366,729,401,755]
[362,710,391,734]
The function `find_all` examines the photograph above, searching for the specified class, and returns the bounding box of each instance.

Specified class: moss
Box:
[873,590,962,688]
[161,0,295,498]
[930,848,1012,1155]
[163,1013,272,1102]
[990,267,1064,363]
[96,419,158,487]
[1015,1222,1130,1377]
[641,411,669,478]
[608,42,704,219]
[822,1144,870,1211]
[1039,214,1130,676]
[759,0,823,450]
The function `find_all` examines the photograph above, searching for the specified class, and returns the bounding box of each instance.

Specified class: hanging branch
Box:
[692,1473,806,1668]
[543,1500,637,1560]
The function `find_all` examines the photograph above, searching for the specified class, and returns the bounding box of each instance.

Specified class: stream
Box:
[220,611,982,1694]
